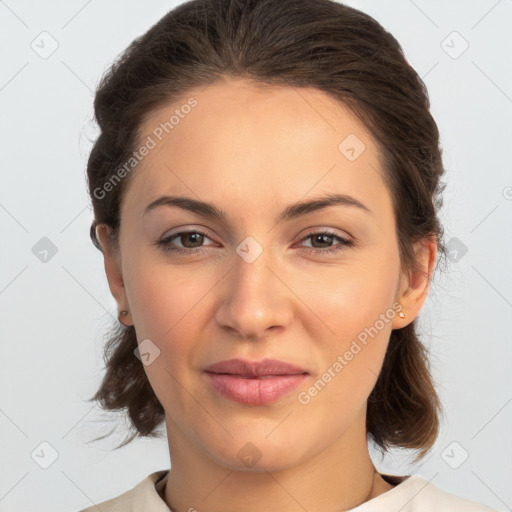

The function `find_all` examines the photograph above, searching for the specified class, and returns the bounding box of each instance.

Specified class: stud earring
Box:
[398,310,405,318]
[118,310,132,327]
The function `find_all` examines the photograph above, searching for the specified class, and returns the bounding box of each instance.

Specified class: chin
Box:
[220,450,300,473]
[204,435,306,473]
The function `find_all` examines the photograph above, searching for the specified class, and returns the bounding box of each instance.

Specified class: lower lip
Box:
[204,372,309,405]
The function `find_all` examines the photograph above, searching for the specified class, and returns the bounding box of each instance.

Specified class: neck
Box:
[163,412,393,512]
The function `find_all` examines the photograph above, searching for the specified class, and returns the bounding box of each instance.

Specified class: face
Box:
[102,77,426,472]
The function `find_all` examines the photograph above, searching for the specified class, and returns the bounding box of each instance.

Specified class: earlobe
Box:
[392,238,437,329]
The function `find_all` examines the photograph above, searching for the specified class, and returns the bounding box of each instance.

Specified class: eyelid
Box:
[160,224,214,238]
[160,226,218,246]
[159,225,352,244]
[157,225,355,258]
[299,226,353,241]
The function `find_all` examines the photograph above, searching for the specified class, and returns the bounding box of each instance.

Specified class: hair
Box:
[85,0,447,463]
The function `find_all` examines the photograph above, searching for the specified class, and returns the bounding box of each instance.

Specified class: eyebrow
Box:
[143,192,372,223]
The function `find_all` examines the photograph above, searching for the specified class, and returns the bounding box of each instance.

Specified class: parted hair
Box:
[86,0,447,462]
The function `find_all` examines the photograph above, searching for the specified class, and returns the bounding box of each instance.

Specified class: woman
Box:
[79,0,497,510]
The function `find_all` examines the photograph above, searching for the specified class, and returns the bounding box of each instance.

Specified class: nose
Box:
[214,241,294,341]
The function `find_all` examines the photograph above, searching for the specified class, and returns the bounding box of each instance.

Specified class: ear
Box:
[95,224,130,317]
[392,238,437,329]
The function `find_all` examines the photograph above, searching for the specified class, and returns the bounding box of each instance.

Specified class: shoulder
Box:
[349,474,497,511]
[75,470,170,512]
[383,475,498,512]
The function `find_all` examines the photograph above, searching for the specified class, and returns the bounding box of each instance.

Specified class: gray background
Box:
[0,1,511,511]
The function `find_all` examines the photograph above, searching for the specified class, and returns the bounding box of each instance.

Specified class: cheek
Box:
[125,258,210,340]
[297,254,399,393]
[123,262,208,411]
[300,251,399,333]
[123,259,217,390]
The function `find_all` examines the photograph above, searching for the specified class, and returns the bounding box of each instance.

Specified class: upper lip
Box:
[203,358,309,377]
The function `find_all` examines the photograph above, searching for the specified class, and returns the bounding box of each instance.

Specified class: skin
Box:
[96,77,436,512]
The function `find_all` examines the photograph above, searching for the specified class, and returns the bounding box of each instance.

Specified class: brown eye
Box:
[299,231,354,254]
[174,232,205,249]
[156,229,215,255]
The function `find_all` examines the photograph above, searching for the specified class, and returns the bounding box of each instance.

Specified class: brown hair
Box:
[86,0,447,463]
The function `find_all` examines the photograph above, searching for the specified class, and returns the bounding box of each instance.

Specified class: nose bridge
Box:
[215,234,292,338]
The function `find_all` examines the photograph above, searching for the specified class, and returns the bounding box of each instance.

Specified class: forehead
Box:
[123,78,390,224]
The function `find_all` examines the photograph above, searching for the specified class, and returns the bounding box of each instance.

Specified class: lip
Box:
[203,358,309,405]
[203,358,308,377]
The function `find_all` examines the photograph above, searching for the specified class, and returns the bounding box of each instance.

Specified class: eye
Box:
[156,229,217,255]
[155,228,354,256]
[298,230,354,254]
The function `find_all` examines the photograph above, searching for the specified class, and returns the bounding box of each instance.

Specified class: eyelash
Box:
[156,229,354,256]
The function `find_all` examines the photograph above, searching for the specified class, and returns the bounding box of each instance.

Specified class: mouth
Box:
[203,358,309,405]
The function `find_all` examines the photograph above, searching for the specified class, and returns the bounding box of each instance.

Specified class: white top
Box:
[77,470,498,511]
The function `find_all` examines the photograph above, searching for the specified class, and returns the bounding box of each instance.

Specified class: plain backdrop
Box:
[0,1,511,511]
